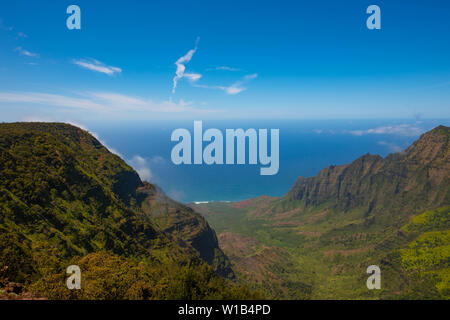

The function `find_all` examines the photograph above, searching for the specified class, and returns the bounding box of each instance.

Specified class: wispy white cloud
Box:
[207,66,241,72]
[194,73,258,95]
[377,141,404,153]
[149,155,165,165]
[128,155,152,181]
[73,58,122,76]
[87,92,209,113]
[0,91,220,114]
[172,37,201,94]
[17,32,27,38]
[0,92,101,110]
[171,39,257,96]
[183,73,202,82]
[15,46,38,57]
[20,115,53,123]
[222,86,245,95]
[222,73,258,95]
[349,124,425,137]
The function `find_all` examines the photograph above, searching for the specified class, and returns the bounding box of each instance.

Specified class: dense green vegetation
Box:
[22,251,258,300]
[0,122,254,299]
[193,126,449,299]
[1,122,448,300]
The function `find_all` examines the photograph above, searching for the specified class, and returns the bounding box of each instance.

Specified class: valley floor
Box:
[191,200,450,300]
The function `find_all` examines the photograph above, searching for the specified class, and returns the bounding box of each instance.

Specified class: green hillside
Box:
[192,126,450,299]
[1,122,448,300]
[0,122,256,299]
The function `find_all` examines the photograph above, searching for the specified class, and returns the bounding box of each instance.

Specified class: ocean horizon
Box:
[81,118,449,203]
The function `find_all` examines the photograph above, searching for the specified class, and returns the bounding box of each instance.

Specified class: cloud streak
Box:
[349,124,425,137]
[0,91,220,114]
[0,92,101,110]
[128,155,152,181]
[171,39,257,95]
[194,73,258,95]
[73,58,122,76]
[377,141,404,153]
[15,46,38,57]
[207,66,241,72]
[172,37,201,94]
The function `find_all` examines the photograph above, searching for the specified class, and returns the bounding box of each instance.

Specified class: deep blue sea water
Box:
[86,119,449,203]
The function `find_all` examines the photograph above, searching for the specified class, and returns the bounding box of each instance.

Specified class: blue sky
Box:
[0,0,449,122]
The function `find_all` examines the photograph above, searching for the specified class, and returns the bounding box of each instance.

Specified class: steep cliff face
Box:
[136,184,234,278]
[288,126,449,221]
[0,122,232,279]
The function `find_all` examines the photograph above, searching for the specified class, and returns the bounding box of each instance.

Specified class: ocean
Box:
[86,119,449,203]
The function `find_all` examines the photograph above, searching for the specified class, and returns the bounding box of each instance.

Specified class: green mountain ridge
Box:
[192,125,449,299]
[0,122,250,299]
[1,122,448,300]
[287,125,449,222]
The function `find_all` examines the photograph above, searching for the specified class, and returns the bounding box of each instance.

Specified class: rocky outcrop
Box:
[288,126,450,220]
